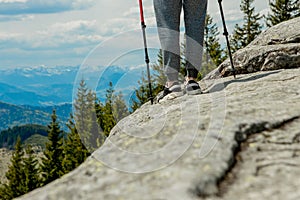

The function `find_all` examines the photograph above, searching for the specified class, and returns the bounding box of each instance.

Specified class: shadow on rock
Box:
[205,70,281,93]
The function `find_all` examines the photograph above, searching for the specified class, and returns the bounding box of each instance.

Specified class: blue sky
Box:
[0,0,270,69]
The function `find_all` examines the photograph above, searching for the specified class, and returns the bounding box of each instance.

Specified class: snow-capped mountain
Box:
[0,66,79,106]
[0,65,143,106]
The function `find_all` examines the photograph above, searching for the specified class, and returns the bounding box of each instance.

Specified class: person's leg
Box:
[153,0,182,86]
[183,0,207,79]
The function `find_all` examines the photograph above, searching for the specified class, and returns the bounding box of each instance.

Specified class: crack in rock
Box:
[216,116,300,197]
[255,162,300,176]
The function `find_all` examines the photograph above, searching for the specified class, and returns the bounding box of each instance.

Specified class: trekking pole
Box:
[138,0,154,104]
[217,0,236,78]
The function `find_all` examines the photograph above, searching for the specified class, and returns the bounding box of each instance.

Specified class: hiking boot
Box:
[185,80,202,95]
[157,82,183,102]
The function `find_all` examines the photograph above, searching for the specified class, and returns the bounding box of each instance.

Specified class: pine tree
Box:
[74,79,104,152]
[112,92,130,122]
[0,137,26,200]
[40,110,64,185]
[23,145,40,193]
[102,82,117,136]
[95,100,105,134]
[86,90,103,149]
[62,114,90,174]
[74,79,89,145]
[266,0,300,27]
[204,14,225,67]
[231,0,262,52]
[130,71,153,111]
[152,49,167,87]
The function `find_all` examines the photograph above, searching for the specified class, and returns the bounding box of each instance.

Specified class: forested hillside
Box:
[0,102,71,131]
[0,124,48,149]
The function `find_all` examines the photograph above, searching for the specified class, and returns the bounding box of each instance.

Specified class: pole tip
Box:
[148,96,154,105]
[232,70,236,79]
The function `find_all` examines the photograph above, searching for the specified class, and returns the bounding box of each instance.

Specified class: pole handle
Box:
[138,0,145,23]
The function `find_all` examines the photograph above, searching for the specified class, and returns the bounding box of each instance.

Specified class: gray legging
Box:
[153,0,207,82]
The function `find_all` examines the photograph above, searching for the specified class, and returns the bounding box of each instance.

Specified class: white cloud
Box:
[123,7,138,18]
[0,0,27,3]
[0,14,33,21]
[0,0,270,68]
[0,32,20,41]
[44,20,98,35]
[0,19,103,51]
[0,0,96,15]
[31,20,103,49]
[98,4,157,37]
[99,18,138,36]
[72,0,94,10]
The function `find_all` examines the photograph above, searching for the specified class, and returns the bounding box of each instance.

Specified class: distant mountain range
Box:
[0,66,78,106]
[0,65,146,131]
[0,65,143,106]
[0,101,71,132]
